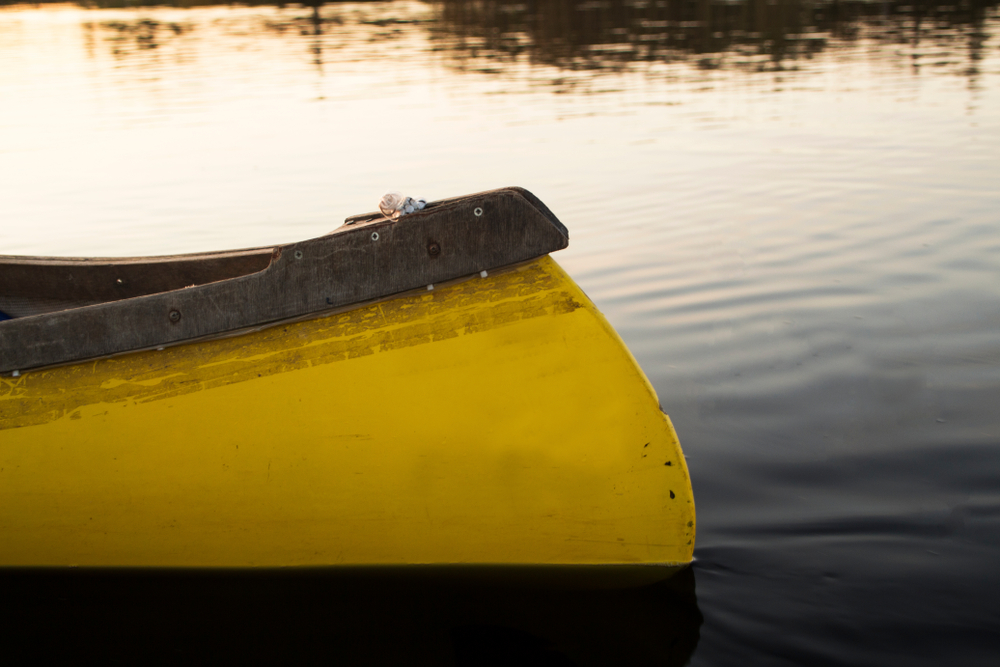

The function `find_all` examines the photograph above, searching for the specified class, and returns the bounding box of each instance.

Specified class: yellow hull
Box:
[0,257,694,569]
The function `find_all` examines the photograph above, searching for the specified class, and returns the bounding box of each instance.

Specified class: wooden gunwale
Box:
[2,258,542,376]
[0,187,568,373]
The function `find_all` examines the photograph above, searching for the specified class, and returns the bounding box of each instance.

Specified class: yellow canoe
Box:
[0,188,694,575]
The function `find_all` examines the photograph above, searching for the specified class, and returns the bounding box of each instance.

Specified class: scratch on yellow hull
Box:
[0,257,694,569]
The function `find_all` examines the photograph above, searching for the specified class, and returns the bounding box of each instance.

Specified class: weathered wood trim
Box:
[0,249,276,303]
[0,187,568,372]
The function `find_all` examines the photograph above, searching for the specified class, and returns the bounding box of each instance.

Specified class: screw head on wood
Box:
[168,309,182,324]
[371,232,379,241]
[474,207,483,217]
[294,250,303,260]
[428,242,441,257]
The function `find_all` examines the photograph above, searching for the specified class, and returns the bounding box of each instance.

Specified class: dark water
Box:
[2,1,1000,664]
[3,567,701,664]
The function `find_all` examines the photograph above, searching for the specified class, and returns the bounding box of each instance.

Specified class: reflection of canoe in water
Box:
[3,566,702,664]
[0,187,694,575]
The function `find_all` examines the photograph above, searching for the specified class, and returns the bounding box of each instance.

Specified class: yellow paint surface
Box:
[0,257,695,568]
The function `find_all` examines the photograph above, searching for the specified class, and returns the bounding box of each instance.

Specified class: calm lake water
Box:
[3,0,1000,664]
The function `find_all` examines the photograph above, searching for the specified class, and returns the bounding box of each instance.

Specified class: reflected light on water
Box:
[0,0,996,259]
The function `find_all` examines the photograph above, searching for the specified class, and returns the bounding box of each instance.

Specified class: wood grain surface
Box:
[0,187,568,372]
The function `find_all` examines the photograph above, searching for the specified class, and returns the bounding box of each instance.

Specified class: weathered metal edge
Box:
[0,187,568,373]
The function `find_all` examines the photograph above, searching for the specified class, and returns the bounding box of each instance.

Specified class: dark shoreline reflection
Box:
[10,0,997,86]
[2,566,701,665]
[431,0,998,74]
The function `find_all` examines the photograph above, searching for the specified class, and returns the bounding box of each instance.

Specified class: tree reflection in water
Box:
[56,0,997,91]
[430,0,996,84]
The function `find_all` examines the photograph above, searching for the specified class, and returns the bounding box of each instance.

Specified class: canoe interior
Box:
[0,248,276,318]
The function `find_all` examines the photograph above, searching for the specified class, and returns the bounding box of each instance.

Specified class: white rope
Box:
[379,192,426,219]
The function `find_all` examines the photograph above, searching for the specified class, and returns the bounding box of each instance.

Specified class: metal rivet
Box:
[294,250,303,260]
[474,207,483,217]
[168,309,182,324]
[371,232,379,241]
[428,242,440,257]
